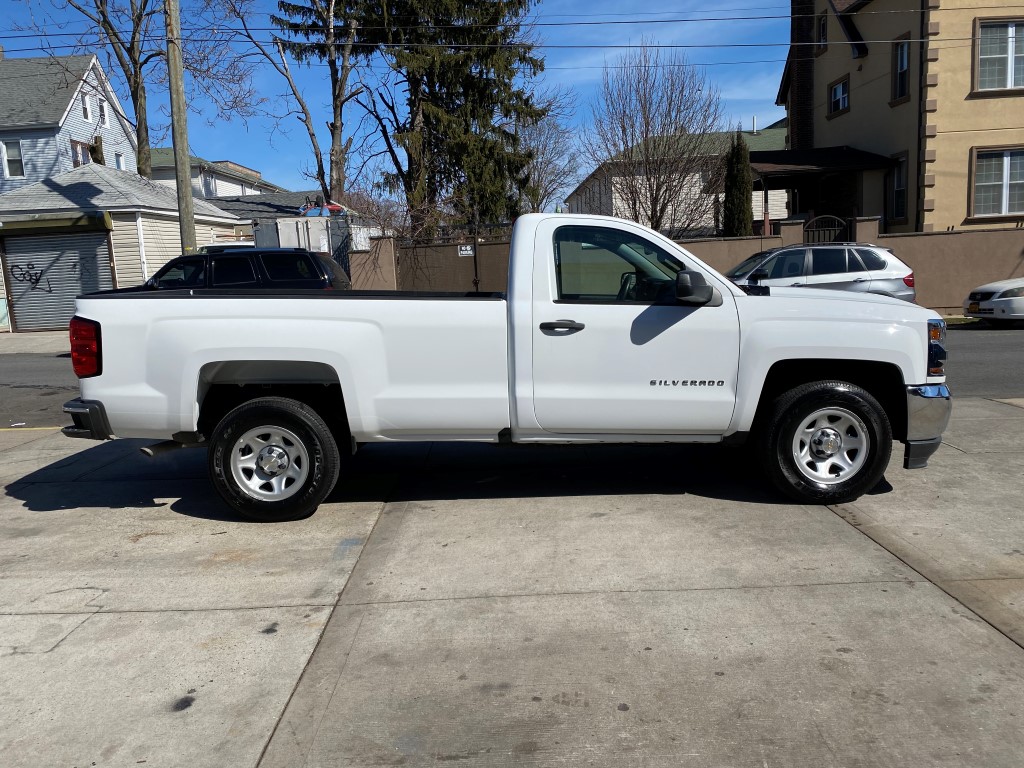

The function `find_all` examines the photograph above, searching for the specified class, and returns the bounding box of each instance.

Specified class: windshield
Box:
[725,252,770,279]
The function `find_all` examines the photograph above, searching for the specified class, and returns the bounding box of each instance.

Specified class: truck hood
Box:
[760,286,915,309]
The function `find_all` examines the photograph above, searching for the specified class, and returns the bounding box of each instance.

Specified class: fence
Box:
[388,218,1024,314]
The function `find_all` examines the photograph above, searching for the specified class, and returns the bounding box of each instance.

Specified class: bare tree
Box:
[583,44,726,235]
[518,88,581,213]
[212,0,362,203]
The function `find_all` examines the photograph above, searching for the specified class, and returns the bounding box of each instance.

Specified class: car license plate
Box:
[969,302,980,313]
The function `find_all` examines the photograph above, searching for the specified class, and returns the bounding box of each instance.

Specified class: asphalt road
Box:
[0,321,1020,429]
[0,352,79,429]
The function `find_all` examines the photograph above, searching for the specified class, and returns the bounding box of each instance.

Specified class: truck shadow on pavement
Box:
[5,439,889,520]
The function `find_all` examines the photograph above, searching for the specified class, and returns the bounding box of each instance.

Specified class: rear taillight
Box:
[70,316,102,378]
[927,319,946,376]
[903,273,915,288]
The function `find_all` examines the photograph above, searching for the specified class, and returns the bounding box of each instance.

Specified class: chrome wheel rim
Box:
[791,407,869,486]
[229,425,309,502]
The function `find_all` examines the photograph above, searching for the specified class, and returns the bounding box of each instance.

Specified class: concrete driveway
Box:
[2,397,1023,767]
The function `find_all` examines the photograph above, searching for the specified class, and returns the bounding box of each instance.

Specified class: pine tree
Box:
[360,0,544,238]
[722,133,754,237]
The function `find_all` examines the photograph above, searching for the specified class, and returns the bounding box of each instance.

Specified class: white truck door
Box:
[530,221,741,435]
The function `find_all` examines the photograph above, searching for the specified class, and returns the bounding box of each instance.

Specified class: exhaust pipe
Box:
[140,440,188,457]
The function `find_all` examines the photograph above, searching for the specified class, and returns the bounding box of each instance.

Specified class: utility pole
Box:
[164,0,196,252]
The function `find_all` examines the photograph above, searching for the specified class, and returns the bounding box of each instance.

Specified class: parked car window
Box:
[845,249,868,273]
[211,256,258,287]
[810,248,848,275]
[553,225,685,302]
[763,249,807,279]
[155,258,206,288]
[260,251,318,281]
[856,248,888,271]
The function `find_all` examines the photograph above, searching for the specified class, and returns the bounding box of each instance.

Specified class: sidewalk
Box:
[0,330,70,354]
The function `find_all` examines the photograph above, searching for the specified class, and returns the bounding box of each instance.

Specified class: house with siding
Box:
[0,51,137,195]
[566,127,790,237]
[0,164,238,332]
[150,148,288,199]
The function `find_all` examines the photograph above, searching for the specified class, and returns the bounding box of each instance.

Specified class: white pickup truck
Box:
[63,214,951,521]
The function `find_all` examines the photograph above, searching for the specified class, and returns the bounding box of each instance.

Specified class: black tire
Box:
[208,397,340,522]
[758,380,892,505]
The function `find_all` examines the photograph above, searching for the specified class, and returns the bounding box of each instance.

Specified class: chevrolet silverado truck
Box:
[63,214,951,521]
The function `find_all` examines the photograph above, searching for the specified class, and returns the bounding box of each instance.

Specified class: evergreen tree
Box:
[360,0,544,238]
[722,133,754,237]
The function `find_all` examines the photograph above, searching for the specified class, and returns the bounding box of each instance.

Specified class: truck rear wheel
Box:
[760,381,891,505]
[208,397,340,522]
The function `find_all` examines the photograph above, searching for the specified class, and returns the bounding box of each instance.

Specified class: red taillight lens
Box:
[903,273,915,288]
[70,316,102,378]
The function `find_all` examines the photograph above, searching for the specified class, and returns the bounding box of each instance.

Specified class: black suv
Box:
[146,248,351,291]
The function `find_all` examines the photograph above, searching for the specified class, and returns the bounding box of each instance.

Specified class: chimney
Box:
[0,45,5,60]
[752,116,758,135]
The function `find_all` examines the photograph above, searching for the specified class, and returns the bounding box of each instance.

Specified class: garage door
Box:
[2,232,114,331]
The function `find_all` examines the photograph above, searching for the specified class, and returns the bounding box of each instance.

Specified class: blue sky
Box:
[0,0,790,196]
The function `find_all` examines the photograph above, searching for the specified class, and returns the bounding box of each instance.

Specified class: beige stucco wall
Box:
[924,2,1024,231]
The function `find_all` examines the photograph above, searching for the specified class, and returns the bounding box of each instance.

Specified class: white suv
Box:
[726,244,916,302]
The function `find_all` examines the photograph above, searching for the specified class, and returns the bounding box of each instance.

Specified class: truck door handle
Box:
[539,319,585,333]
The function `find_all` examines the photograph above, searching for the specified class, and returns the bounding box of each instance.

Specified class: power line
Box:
[3,4,1024,41]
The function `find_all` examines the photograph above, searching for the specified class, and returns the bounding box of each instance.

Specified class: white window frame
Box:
[99,98,109,127]
[973,148,1024,216]
[1,139,26,179]
[978,21,1023,90]
[81,93,91,121]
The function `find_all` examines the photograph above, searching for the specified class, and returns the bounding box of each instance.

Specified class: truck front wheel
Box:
[208,397,340,522]
[760,381,891,504]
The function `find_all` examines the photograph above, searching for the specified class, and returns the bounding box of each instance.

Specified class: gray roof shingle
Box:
[0,163,238,219]
[0,55,96,129]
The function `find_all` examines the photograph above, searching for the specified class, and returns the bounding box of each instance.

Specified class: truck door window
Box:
[211,256,259,287]
[553,225,685,303]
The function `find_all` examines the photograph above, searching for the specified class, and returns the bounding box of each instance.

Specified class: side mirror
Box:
[145,277,158,289]
[749,269,770,283]
[675,270,714,306]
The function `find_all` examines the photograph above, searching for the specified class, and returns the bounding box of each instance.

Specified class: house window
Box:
[973,148,1024,216]
[2,140,25,178]
[71,140,92,168]
[828,76,850,117]
[891,154,908,222]
[99,99,108,127]
[892,38,910,102]
[817,14,828,53]
[978,21,1024,90]
[115,152,125,170]
[81,94,90,121]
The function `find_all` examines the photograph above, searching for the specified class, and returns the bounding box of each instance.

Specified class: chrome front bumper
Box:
[903,384,951,469]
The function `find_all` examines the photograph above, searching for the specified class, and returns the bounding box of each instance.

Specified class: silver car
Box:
[725,243,916,302]
[963,277,1024,326]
